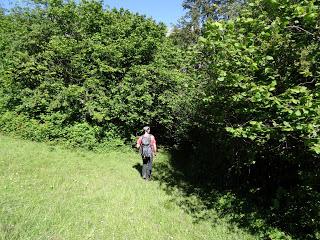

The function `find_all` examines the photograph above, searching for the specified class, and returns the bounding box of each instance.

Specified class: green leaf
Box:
[295,110,302,116]
[266,56,274,61]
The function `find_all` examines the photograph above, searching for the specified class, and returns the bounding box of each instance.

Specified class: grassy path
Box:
[0,135,256,240]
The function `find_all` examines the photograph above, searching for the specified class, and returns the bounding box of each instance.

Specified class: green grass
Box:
[0,134,256,240]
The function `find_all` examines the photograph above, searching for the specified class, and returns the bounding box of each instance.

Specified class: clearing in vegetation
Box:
[0,134,256,240]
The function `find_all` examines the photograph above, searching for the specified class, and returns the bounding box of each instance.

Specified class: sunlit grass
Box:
[0,134,256,240]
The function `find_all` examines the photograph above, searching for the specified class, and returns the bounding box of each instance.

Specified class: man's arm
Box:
[151,136,157,155]
[153,142,157,153]
[136,137,142,149]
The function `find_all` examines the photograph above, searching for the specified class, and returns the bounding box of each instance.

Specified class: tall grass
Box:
[0,134,255,240]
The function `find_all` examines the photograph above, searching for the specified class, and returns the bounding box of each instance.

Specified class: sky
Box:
[0,0,186,26]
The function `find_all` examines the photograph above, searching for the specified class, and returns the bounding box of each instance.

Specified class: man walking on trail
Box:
[136,126,157,180]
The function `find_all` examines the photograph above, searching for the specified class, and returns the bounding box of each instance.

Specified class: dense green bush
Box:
[196,0,319,173]
[191,0,320,155]
[0,0,189,147]
[171,0,320,238]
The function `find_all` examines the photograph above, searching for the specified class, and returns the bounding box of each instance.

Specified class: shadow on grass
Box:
[152,148,320,240]
[132,163,142,177]
[153,159,267,238]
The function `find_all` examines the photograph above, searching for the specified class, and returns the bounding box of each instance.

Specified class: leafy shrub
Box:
[0,0,188,147]
[65,122,99,150]
[171,0,320,238]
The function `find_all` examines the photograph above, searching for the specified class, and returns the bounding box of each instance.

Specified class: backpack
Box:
[140,134,152,158]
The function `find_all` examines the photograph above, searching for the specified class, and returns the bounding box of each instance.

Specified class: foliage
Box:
[1,0,320,238]
[197,0,320,157]
[170,0,320,238]
[169,0,245,46]
[0,0,189,147]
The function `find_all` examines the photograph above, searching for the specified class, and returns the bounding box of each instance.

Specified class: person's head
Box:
[143,126,150,134]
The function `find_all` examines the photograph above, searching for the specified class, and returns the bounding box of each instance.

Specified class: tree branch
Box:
[287,25,320,41]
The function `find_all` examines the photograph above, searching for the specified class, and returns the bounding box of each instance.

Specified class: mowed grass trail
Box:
[0,135,256,240]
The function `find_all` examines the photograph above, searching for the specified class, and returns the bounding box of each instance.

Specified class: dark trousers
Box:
[142,156,153,179]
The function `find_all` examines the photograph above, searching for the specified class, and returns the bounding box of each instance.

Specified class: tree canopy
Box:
[0,0,189,147]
